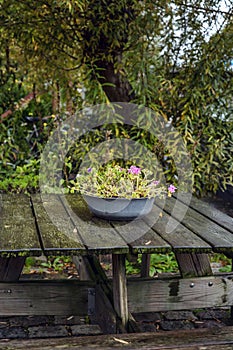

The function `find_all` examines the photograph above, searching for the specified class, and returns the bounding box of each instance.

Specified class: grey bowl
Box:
[83,195,155,220]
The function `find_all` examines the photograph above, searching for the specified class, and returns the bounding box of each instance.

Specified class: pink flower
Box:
[128,165,141,175]
[168,184,177,193]
[152,180,160,186]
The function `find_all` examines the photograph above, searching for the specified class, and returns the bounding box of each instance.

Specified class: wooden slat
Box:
[144,206,212,253]
[1,326,233,349]
[175,192,233,233]
[1,193,31,202]
[0,280,94,316]
[0,195,41,255]
[144,198,213,277]
[161,196,233,253]
[31,194,85,254]
[111,206,171,254]
[62,195,129,254]
[128,275,233,313]
[1,195,33,218]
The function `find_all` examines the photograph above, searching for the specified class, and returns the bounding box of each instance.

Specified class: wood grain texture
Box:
[128,275,233,313]
[0,280,94,316]
[144,207,212,253]
[112,254,129,330]
[175,192,233,233]
[62,195,129,254]
[161,196,233,252]
[140,254,151,277]
[112,214,171,254]
[0,326,233,349]
[31,194,85,254]
[0,195,41,255]
[0,256,26,281]
[175,253,213,277]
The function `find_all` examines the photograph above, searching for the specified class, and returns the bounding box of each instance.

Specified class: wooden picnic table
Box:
[0,193,233,334]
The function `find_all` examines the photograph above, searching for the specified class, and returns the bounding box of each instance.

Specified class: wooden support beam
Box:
[128,274,233,313]
[140,254,151,278]
[76,254,140,334]
[0,256,26,281]
[73,255,119,333]
[175,253,213,278]
[112,254,129,331]
[0,280,94,316]
[72,256,94,281]
[94,284,118,334]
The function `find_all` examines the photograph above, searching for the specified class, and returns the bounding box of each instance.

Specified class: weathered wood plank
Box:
[161,196,233,253]
[175,192,233,233]
[0,222,40,255]
[112,254,129,330]
[144,198,213,278]
[0,280,94,316]
[61,195,129,254]
[175,253,213,277]
[73,255,94,280]
[144,206,212,253]
[111,210,171,254]
[127,275,233,313]
[31,194,85,254]
[0,256,26,281]
[0,195,41,255]
[95,284,118,334]
[1,326,233,349]
[140,254,151,277]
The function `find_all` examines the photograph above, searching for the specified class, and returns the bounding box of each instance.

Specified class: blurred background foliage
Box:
[0,0,232,195]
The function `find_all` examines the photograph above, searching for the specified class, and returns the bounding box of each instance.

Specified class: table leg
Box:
[112,254,129,330]
[0,256,26,281]
[141,254,151,277]
[72,255,94,280]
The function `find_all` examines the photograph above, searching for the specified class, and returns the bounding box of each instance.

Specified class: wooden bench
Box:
[1,326,233,349]
[0,193,233,334]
